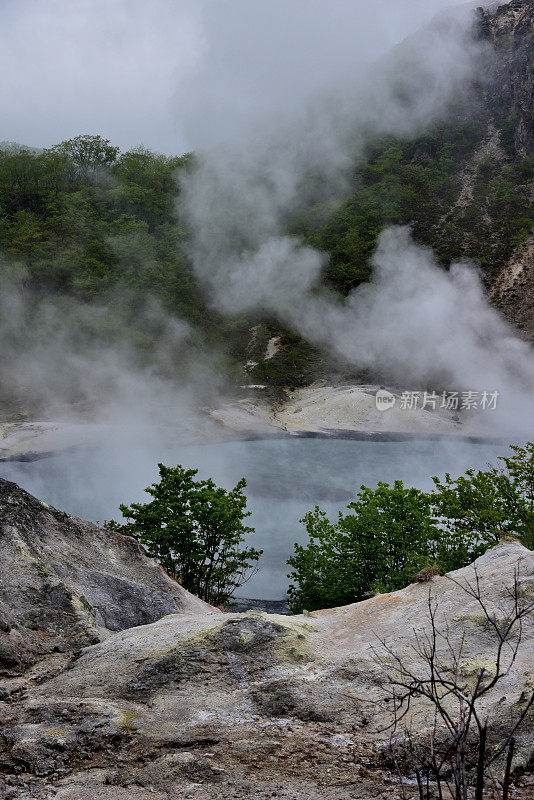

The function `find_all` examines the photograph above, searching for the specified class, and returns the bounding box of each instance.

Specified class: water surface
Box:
[0,437,506,598]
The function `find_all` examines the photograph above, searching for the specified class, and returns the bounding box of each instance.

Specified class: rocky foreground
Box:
[0,479,532,799]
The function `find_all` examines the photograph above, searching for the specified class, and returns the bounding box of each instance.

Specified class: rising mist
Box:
[179,0,533,438]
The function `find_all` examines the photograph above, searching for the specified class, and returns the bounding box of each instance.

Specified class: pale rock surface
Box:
[0,480,531,798]
[0,478,210,676]
[208,384,471,437]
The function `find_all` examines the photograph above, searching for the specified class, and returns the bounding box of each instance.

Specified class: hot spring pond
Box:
[0,437,507,599]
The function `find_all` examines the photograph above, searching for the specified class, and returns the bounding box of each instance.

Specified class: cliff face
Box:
[486,0,534,159]
[481,1,534,336]
[0,480,532,799]
[0,478,210,676]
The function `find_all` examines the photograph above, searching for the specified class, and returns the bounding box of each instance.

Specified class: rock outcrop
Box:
[0,479,532,798]
[483,1,534,336]
[0,478,210,677]
[485,0,534,160]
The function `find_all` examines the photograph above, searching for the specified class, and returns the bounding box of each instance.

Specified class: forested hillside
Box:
[0,139,214,329]
[301,3,533,327]
[0,1,532,399]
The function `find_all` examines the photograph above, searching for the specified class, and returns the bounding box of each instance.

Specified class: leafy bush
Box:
[287,444,534,613]
[110,463,262,605]
[287,481,440,613]
[433,442,534,554]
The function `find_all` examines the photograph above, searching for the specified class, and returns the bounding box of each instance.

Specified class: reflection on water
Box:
[0,437,506,599]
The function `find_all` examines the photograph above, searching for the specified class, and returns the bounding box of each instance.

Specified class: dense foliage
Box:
[434,442,534,553]
[0,136,200,312]
[0,135,328,394]
[110,463,262,605]
[287,481,441,612]
[287,443,534,613]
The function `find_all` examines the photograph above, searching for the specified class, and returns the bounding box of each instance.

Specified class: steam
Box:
[180,1,534,438]
[0,269,228,446]
[181,2,485,254]
[299,228,534,435]
[177,0,484,149]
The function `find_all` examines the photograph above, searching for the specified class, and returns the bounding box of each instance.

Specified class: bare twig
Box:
[374,567,532,800]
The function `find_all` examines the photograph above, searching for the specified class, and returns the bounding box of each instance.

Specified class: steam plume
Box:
[180,2,534,437]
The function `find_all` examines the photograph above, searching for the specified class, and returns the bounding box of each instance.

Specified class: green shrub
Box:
[109,463,262,605]
[433,442,534,554]
[287,444,534,613]
[287,481,440,613]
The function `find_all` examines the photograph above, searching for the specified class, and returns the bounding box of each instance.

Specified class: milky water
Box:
[0,437,506,599]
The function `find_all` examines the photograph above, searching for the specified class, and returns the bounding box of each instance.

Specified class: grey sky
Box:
[0,0,475,155]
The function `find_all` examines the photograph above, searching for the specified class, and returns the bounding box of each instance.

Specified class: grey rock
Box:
[76,569,178,631]
[0,477,210,675]
[0,469,532,798]
[2,531,530,798]
[486,0,534,159]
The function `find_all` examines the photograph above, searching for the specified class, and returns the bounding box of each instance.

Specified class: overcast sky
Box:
[0,0,475,155]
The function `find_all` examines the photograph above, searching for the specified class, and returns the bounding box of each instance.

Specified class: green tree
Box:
[288,444,534,614]
[287,481,440,613]
[49,134,119,177]
[114,463,262,605]
[111,146,192,228]
[432,442,534,553]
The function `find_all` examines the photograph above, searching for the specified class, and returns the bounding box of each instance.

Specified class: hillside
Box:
[0,478,209,676]
[0,1,532,403]
[301,2,534,330]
